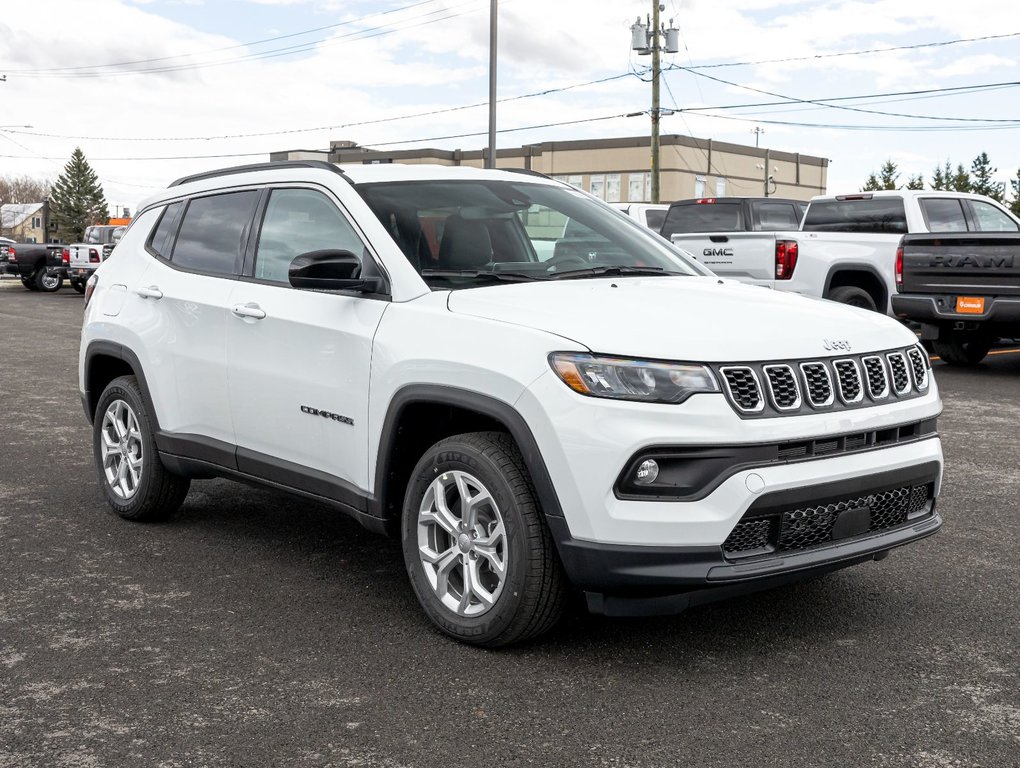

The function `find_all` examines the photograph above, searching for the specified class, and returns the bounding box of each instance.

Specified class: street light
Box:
[630,4,679,204]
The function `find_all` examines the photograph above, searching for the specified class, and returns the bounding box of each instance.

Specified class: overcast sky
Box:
[1,0,1018,210]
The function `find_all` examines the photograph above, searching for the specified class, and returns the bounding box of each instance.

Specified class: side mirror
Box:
[288,249,381,292]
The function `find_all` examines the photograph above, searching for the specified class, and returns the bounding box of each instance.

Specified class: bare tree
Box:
[0,175,53,208]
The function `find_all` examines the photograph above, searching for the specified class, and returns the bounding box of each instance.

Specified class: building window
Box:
[32,216,41,228]
[606,174,621,203]
[567,175,582,189]
[715,178,727,196]
[589,175,605,200]
[694,176,706,197]
[49,220,58,231]
[628,174,644,202]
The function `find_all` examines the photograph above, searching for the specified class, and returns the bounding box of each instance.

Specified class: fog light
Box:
[635,459,659,485]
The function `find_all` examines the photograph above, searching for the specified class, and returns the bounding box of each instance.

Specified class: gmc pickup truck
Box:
[892,232,1020,365]
[668,191,1020,314]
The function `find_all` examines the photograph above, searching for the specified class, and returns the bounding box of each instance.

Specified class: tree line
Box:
[0,147,109,242]
[862,153,1020,215]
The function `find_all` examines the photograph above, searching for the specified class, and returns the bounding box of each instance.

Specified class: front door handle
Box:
[136,285,163,300]
[231,302,266,320]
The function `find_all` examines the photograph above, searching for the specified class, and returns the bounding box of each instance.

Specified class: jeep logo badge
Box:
[823,339,852,352]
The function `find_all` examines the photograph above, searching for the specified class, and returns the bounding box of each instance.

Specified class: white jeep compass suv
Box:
[80,161,943,646]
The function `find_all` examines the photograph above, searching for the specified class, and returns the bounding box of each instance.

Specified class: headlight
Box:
[549,353,719,404]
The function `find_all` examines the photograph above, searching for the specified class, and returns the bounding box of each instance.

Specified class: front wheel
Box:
[93,375,191,521]
[828,285,878,312]
[933,332,994,366]
[401,432,568,647]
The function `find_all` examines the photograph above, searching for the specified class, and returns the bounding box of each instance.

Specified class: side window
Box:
[254,188,367,284]
[751,202,800,231]
[148,201,183,259]
[969,200,1019,232]
[920,198,968,232]
[172,191,259,276]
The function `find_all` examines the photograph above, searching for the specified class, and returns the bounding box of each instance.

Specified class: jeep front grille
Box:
[887,352,911,395]
[862,356,889,400]
[907,347,929,390]
[800,362,834,408]
[721,367,763,413]
[763,365,800,410]
[833,359,863,404]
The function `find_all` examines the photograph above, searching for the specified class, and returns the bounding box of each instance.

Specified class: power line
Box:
[0,73,634,143]
[0,112,638,162]
[685,30,1020,70]
[2,0,441,74]
[680,111,1020,132]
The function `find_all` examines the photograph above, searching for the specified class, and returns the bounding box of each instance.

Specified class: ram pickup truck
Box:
[1,241,65,291]
[67,225,124,290]
[891,232,1020,365]
[668,191,1020,314]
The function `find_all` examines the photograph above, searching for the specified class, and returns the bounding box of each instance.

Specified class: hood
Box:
[446,277,916,362]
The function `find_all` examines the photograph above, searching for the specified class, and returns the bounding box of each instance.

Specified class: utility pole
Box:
[486,0,498,169]
[631,7,678,203]
[752,126,764,148]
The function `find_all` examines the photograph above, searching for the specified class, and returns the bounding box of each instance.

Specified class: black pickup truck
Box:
[892,232,1020,365]
[0,241,65,291]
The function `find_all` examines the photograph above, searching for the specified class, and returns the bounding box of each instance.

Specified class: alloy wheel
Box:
[100,399,144,500]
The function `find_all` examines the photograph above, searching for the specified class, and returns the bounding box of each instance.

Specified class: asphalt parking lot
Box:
[1,279,1018,768]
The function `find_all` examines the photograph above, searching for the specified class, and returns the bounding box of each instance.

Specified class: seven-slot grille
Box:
[862,356,890,399]
[906,347,929,390]
[833,359,863,403]
[715,346,929,417]
[763,365,801,410]
[723,482,934,558]
[799,362,834,408]
[720,367,764,413]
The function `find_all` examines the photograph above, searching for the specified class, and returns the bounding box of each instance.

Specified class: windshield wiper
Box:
[545,265,683,280]
[420,269,546,283]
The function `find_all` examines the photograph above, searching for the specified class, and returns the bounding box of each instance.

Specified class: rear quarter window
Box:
[802,198,907,233]
[919,198,968,233]
[147,202,183,259]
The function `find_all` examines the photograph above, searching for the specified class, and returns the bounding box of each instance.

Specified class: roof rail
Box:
[503,168,554,181]
[169,160,352,188]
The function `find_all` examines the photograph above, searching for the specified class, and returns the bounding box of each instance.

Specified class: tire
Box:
[401,431,568,647]
[21,277,39,291]
[93,375,191,521]
[828,285,878,312]
[35,267,63,292]
[933,332,994,366]
[71,278,86,294]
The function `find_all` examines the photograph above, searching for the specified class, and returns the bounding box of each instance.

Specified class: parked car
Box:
[80,161,944,646]
[610,202,669,232]
[667,191,1020,314]
[892,231,1020,365]
[659,196,807,240]
[2,241,65,291]
[0,236,14,276]
[67,225,124,291]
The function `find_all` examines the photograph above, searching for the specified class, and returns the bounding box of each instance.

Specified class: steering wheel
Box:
[544,253,590,272]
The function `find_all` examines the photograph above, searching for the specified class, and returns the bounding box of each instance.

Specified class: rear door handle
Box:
[136,285,163,300]
[231,302,266,320]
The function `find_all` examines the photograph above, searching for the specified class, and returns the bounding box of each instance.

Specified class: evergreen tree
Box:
[950,164,972,193]
[1010,168,1020,217]
[862,160,899,191]
[970,152,1004,201]
[48,147,109,242]
[930,160,952,191]
[905,174,924,190]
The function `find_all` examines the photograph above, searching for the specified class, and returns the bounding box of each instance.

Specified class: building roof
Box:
[0,202,44,230]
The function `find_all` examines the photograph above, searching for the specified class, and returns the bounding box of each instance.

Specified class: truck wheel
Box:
[35,267,63,292]
[21,277,39,291]
[828,286,877,311]
[401,431,568,647]
[70,278,87,294]
[933,332,994,366]
[93,375,191,522]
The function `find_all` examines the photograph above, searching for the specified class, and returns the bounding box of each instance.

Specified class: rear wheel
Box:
[401,431,568,647]
[933,331,994,366]
[70,278,87,294]
[828,285,878,312]
[35,267,62,292]
[93,375,191,521]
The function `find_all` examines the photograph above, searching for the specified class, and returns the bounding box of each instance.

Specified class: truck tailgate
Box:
[670,232,778,285]
[901,234,1020,297]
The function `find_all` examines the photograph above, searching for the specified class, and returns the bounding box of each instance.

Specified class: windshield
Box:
[356,179,705,288]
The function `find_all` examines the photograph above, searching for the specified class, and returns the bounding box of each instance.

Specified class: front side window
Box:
[356,179,704,289]
[172,191,259,276]
[920,198,967,232]
[969,200,1019,232]
[254,188,367,283]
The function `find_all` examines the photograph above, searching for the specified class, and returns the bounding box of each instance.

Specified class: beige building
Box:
[0,202,50,243]
[271,134,829,202]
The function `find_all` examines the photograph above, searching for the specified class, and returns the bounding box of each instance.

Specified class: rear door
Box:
[224,185,389,497]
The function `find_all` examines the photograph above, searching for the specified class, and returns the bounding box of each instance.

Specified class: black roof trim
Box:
[502,168,554,181]
[169,160,353,188]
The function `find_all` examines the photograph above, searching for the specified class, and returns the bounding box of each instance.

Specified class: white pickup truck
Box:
[67,225,125,292]
[668,191,1020,313]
